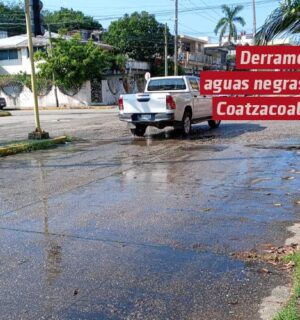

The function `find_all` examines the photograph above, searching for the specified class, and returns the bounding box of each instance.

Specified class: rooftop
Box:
[0,32,114,51]
[179,35,208,44]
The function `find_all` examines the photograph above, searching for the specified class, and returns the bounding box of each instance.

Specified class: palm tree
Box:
[255,0,300,44]
[214,5,246,45]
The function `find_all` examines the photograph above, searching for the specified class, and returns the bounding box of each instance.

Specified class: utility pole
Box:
[164,24,168,76]
[25,0,48,139]
[174,0,178,76]
[48,24,59,108]
[252,0,256,39]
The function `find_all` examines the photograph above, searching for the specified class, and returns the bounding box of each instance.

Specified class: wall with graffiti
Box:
[0,75,147,108]
[0,80,91,108]
[99,76,146,105]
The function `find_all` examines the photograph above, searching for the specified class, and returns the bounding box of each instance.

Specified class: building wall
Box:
[221,34,254,46]
[101,79,126,105]
[177,37,227,73]
[0,81,91,108]
[221,34,293,46]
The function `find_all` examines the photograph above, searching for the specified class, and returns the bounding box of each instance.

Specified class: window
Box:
[183,43,191,52]
[189,78,199,91]
[0,50,7,60]
[0,49,18,61]
[147,78,186,91]
[9,49,18,59]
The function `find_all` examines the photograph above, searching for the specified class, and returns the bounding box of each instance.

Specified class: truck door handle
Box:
[203,95,207,98]
[193,95,198,98]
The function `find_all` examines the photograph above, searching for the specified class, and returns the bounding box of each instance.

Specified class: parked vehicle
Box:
[0,97,6,110]
[118,76,220,136]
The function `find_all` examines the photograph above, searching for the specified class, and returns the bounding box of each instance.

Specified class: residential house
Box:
[203,44,228,70]
[0,33,149,107]
[221,31,294,46]
[0,32,114,75]
[178,35,228,75]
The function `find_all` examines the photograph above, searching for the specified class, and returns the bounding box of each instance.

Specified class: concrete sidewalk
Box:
[5,105,118,111]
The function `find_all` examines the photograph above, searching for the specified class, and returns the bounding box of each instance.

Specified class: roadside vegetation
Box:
[0,111,11,117]
[104,11,178,76]
[231,243,300,319]
[0,2,101,36]
[104,11,174,62]
[256,0,300,44]
[43,7,102,33]
[274,252,300,320]
[34,33,126,91]
[0,136,69,157]
[214,5,245,45]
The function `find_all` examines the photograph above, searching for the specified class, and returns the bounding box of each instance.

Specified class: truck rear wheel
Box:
[208,120,221,129]
[130,125,146,137]
[181,111,192,135]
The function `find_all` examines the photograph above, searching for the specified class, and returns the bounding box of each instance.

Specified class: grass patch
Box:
[0,136,68,157]
[0,111,11,117]
[274,253,300,320]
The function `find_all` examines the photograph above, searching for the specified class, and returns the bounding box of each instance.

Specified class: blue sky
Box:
[42,0,280,42]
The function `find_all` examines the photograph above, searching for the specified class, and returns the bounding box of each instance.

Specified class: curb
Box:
[8,106,118,111]
[0,135,68,157]
[52,136,68,144]
[0,111,12,117]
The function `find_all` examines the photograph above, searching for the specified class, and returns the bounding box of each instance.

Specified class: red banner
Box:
[213,96,300,120]
[200,71,300,95]
[236,46,300,70]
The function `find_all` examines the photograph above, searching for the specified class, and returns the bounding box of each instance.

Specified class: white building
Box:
[221,31,294,46]
[0,32,113,75]
[0,33,149,107]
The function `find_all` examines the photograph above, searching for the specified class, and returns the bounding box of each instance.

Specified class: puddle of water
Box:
[248,144,300,151]
[178,145,228,152]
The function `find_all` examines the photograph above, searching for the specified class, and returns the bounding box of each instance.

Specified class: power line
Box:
[89,0,275,20]
[0,0,277,39]
[0,0,275,21]
[181,1,216,24]
[187,0,220,21]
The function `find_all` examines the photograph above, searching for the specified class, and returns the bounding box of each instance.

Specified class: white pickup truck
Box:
[118,76,221,136]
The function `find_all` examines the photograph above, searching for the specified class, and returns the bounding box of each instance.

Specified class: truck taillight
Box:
[166,95,176,110]
[118,97,124,110]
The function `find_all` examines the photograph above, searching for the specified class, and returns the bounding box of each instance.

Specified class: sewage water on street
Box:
[1,113,300,319]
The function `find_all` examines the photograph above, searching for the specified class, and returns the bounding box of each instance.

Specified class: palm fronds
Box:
[255,0,300,44]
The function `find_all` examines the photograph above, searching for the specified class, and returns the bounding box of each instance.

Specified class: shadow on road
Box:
[142,122,267,142]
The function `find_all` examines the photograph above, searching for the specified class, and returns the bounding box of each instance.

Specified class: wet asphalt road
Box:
[0,109,300,320]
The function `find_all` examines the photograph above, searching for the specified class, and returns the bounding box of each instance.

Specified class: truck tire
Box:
[208,120,221,129]
[181,111,192,135]
[130,125,146,137]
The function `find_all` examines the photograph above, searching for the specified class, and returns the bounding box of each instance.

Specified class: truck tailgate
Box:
[123,93,168,114]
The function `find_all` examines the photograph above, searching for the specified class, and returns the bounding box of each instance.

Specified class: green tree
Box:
[0,1,26,35]
[214,5,245,45]
[44,7,102,33]
[104,11,174,62]
[150,61,185,77]
[35,34,125,90]
[255,0,300,44]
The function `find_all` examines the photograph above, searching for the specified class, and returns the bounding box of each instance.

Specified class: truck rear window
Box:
[147,79,186,91]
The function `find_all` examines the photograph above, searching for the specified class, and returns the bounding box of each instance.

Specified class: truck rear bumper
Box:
[119,113,174,125]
